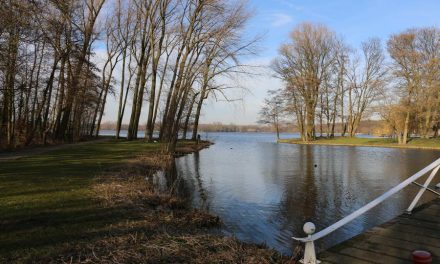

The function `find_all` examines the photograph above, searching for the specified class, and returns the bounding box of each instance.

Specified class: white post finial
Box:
[300,222,321,264]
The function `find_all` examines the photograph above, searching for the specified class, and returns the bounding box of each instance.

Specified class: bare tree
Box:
[114,0,136,139]
[145,0,173,141]
[273,23,336,141]
[388,30,423,144]
[346,38,387,137]
[258,90,284,139]
[93,12,123,137]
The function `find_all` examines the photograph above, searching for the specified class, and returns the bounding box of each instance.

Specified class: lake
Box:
[101,131,439,255]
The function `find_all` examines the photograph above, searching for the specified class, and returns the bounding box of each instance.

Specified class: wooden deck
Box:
[319,198,440,264]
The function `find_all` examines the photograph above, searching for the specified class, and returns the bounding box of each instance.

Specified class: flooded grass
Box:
[0,139,293,263]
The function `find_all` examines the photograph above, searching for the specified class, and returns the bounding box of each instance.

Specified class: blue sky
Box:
[101,0,440,125]
[248,0,440,57]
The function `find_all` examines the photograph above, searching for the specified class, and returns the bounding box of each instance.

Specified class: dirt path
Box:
[0,138,112,161]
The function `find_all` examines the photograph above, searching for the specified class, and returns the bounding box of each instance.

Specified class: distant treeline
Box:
[198,121,383,134]
[100,122,296,133]
[100,120,384,135]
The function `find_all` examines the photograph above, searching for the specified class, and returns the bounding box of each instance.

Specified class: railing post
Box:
[406,165,440,213]
[300,222,320,264]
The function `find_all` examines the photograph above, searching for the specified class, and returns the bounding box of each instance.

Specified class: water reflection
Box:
[192,152,210,211]
[157,133,439,255]
[149,160,191,200]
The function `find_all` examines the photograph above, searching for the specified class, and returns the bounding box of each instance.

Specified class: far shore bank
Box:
[278,137,440,150]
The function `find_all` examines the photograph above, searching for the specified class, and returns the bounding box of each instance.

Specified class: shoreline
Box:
[0,139,292,263]
[278,138,440,150]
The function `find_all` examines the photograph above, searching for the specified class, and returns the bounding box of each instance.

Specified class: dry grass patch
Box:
[47,232,294,264]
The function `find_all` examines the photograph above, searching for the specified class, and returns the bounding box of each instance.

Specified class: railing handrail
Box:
[293,157,440,264]
[293,157,440,243]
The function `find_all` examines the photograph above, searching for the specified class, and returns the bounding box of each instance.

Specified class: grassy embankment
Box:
[0,139,291,263]
[279,137,440,150]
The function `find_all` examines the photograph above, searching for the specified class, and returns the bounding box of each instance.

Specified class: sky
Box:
[100,0,440,125]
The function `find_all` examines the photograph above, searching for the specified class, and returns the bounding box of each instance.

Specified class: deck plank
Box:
[319,198,440,264]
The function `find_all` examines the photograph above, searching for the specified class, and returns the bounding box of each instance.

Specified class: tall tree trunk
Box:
[53,55,67,138]
[402,110,410,145]
[305,103,315,142]
[145,60,158,141]
[116,48,127,139]
[182,93,197,139]
[24,42,41,138]
[421,107,432,139]
[2,28,20,148]
[191,88,207,141]
[152,50,170,138]
[127,42,150,140]
[146,7,167,142]
[95,87,110,137]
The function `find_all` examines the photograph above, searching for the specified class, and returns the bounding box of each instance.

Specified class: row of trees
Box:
[263,23,440,144]
[384,28,440,143]
[0,0,255,151]
[1,0,107,149]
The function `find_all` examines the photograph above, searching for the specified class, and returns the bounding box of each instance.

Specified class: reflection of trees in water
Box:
[153,159,193,200]
[280,146,317,219]
[281,146,318,220]
[273,145,353,251]
[192,152,210,211]
[302,146,318,218]
[271,146,319,251]
[155,153,211,211]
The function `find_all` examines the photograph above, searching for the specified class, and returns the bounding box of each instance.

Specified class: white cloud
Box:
[270,13,294,27]
[275,0,304,11]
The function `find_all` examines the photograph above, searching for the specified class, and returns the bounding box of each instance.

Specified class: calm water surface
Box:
[100,130,439,254]
[171,132,438,254]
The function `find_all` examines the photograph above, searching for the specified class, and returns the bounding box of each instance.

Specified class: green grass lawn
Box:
[0,140,165,260]
[279,137,440,149]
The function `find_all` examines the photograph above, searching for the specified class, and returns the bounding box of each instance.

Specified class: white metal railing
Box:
[293,158,440,264]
